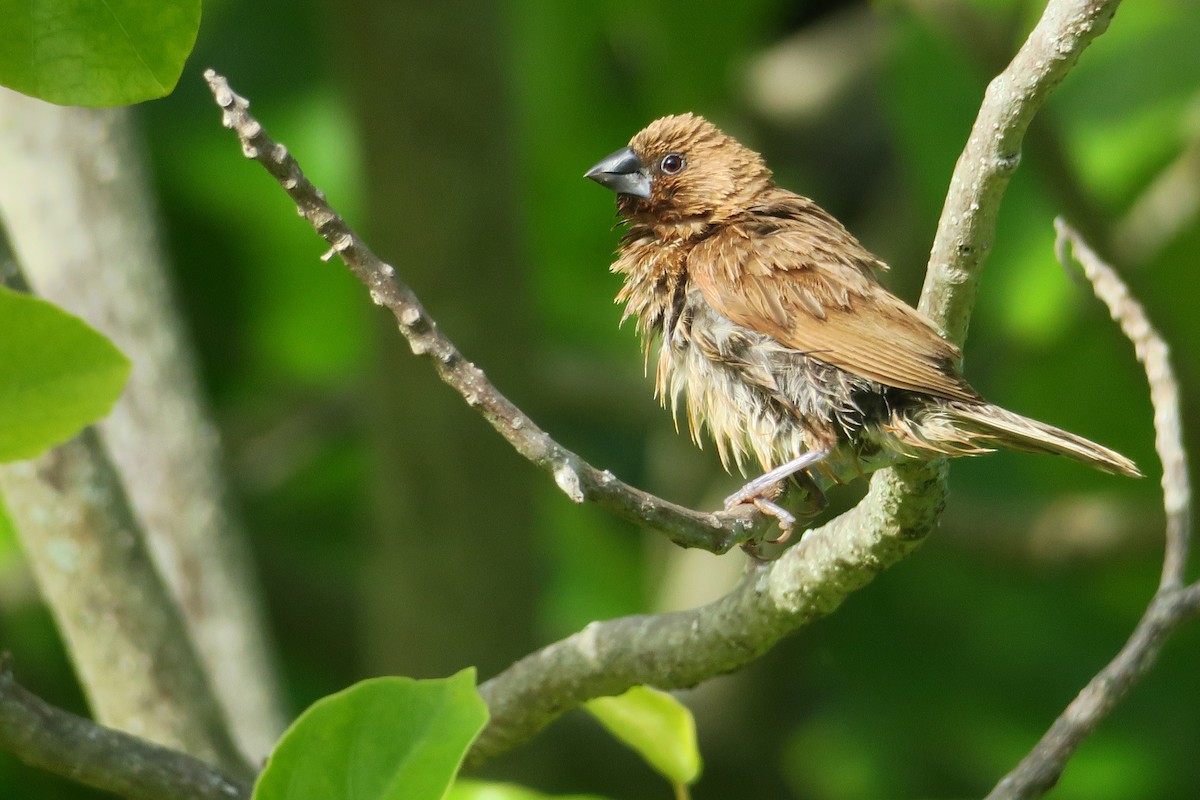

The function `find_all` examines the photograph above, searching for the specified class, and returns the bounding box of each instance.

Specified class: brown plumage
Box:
[586,114,1139,525]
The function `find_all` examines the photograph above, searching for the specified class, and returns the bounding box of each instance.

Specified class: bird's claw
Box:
[753,498,796,543]
[725,448,830,546]
[723,490,795,544]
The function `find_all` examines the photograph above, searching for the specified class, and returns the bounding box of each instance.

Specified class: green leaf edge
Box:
[0,286,131,462]
[584,685,702,785]
[253,667,489,800]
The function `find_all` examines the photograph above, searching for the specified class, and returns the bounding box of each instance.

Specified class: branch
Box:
[988,586,1200,800]
[985,222,1198,800]
[202,0,1124,768]
[0,657,250,800]
[472,462,943,764]
[0,435,245,776]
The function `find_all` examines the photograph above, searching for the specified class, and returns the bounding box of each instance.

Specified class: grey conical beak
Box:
[585,146,652,199]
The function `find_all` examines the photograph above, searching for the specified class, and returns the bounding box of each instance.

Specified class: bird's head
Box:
[585,114,773,231]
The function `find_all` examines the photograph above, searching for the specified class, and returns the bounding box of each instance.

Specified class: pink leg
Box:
[725,449,830,543]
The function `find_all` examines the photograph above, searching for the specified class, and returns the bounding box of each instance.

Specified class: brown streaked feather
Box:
[688,191,981,403]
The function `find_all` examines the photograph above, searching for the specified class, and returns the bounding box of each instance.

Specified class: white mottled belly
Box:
[653,290,898,483]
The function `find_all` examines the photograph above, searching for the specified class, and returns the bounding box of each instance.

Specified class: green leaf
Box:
[0,287,130,462]
[447,780,609,800]
[584,686,702,786]
[254,669,489,800]
[0,0,201,106]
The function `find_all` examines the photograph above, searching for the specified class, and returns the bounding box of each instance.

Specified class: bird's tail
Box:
[942,403,1142,478]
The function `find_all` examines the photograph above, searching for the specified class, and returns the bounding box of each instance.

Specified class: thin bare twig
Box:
[986,222,1198,800]
[1056,219,1191,590]
[203,69,769,554]
[0,657,250,800]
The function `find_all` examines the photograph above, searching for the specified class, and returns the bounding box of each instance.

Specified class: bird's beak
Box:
[585,147,652,199]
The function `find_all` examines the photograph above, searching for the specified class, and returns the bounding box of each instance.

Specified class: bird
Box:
[585,113,1140,537]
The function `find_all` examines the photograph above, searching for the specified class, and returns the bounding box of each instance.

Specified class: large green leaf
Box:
[0,0,201,106]
[0,286,130,462]
[254,670,488,800]
[584,686,702,786]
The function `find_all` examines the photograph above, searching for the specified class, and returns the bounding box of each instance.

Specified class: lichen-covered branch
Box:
[471,462,942,764]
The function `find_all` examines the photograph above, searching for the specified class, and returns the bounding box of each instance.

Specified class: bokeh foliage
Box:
[2,0,1198,798]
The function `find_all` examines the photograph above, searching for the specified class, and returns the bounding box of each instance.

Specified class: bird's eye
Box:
[660,153,685,175]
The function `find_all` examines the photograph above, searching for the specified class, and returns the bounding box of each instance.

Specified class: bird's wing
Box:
[687,202,980,402]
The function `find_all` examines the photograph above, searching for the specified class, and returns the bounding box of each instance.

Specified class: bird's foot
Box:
[748,497,797,543]
[725,449,830,547]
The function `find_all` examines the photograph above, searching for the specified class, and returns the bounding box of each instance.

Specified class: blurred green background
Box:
[2,0,1199,797]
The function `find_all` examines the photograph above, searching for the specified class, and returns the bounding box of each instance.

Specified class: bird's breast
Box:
[615,236,887,478]
[651,289,839,473]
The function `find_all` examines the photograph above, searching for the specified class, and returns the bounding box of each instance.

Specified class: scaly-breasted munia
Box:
[586,114,1138,534]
